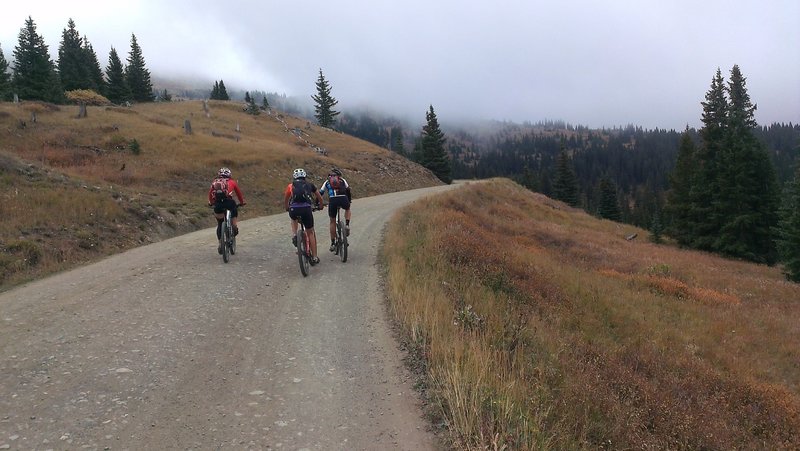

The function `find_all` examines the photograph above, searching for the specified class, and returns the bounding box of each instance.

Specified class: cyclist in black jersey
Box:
[319,168,352,252]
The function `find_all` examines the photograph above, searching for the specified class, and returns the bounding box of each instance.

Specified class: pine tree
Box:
[245,96,260,115]
[58,19,89,92]
[261,95,269,110]
[124,34,154,102]
[311,69,340,128]
[244,91,251,103]
[553,146,579,206]
[666,129,697,245]
[391,126,406,156]
[714,65,780,263]
[420,105,452,183]
[217,80,229,100]
[650,208,664,243]
[692,68,728,250]
[210,81,219,99]
[12,16,64,103]
[777,165,800,282]
[104,46,130,104]
[598,177,621,221]
[83,37,105,94]
[0,43,11,101]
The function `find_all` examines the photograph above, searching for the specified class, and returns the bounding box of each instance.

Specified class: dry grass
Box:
[383,178,800,450]
[0,100,441,288]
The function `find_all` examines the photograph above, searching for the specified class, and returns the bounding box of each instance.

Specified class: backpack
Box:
[328,175,342,192]
[291,179,312,204]
[211,177,229,202]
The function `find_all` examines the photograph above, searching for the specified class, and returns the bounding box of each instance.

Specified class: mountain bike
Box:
[295,205,323,277]
[332,206,348,262]
[217,204,242,263]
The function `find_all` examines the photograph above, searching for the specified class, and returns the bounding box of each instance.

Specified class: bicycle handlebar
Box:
[208,203,245,208]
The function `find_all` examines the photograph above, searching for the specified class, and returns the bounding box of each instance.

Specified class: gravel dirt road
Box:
[0,184,456,450]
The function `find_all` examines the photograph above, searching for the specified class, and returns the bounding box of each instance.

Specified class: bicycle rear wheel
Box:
[222,223,231,263]
[227,211,236,255]
[297,228,310,277]
[337,219,348,262]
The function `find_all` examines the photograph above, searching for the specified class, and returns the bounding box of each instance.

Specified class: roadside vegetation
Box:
[383,178,799,450]
[0,100,440,289]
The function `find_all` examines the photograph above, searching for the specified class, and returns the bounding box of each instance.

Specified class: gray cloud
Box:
[2,0,798,130]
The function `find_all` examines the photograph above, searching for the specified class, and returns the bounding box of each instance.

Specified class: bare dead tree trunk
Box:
[184,119,192,135]
[77,103,87,118]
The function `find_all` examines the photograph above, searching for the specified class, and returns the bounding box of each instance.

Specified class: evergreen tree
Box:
[261,94,269,110]
[217,80,229,100]
[714,65,780,263]
[420,105,452,183]
[210,80,219,99]
[0,43,11,101]
[245,96,260,115]
[553,146,579,206]
[159,89,171,101]
[517,165,539,191]
[244,91,251,103]
[124,34,153,102]
[666,129,697,245]
[12,16,63,103]
[692,68,728,250]
[311,69,340,127]
[83,37,105,94]
[391,126,406,156]
[777,165,800,282]
[104,46,130,104]
[598,177,622,221]
[650,208,664,243]
[57,19,89,92]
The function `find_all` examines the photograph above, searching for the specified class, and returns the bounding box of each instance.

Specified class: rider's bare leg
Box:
[309,228,318,258]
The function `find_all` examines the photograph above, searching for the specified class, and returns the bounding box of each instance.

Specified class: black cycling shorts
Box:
[214,198,238,217]
[289,205,314,229]
[327,196,351,218]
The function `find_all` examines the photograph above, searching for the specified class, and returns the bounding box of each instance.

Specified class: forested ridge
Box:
[339,113,798,227]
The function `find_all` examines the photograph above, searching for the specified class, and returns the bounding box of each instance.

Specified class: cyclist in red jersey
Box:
[208,167,246,253]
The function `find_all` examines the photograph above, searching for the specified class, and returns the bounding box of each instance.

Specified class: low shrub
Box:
[65,89,110,106]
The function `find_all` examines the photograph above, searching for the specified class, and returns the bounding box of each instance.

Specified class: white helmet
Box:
[293,168,306,179]
[218,167,232,178]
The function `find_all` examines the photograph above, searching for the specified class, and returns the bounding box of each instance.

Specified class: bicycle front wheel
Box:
[297,228,310,277]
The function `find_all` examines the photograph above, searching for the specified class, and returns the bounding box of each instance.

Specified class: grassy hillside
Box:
[383,178,799,450]
[0,100,441,289]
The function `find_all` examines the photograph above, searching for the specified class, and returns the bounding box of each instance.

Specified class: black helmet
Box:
[330,167,342,176]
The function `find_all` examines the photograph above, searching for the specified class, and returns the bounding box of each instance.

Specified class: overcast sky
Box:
[2,0,798,130]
